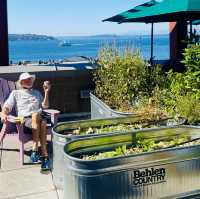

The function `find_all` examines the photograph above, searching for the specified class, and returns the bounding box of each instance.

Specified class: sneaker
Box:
[30,151,40,163]
[41,156,51,171]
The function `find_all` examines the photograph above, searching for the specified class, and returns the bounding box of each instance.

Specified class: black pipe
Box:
[0,0,9,66]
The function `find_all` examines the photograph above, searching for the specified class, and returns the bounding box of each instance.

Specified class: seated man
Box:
[1,72,51,171]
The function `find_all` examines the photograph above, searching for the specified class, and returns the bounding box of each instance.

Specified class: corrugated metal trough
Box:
[90,93,134,119]
[63,126,200,199]
[52,116,176,189]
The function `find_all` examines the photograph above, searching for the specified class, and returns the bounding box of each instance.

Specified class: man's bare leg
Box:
[31,113,41,151]
[39,120,50,171]
[40,120,48,157]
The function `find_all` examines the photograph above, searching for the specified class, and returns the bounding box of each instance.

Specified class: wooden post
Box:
[0,0,9,66]
[169,21,187,60]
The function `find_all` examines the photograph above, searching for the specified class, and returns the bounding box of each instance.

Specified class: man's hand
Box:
[43,81,51,93]
[0,112,8,123]
[42,81,50,109]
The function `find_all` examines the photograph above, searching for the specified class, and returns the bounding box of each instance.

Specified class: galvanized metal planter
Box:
[63,126,200,199]
[90,93,134,119]
[52,115,157,189]
[52,116,176,189]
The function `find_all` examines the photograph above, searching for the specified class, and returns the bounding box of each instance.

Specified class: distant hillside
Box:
[57,34,169,40]
[9,34,57,41]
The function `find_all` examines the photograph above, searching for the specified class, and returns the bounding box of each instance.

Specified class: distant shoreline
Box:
[9,34,57,41]
[9,33,169,41]
[57,34,168,39]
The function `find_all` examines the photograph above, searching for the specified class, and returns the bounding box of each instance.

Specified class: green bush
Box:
[163,71,200,123]
[182,44,200,72]
[94,46,166,111]
[181,44,200,98]
[163,45,200,123]
[175,94,200,124]
[94,46,147,109]
[94,45,200,124]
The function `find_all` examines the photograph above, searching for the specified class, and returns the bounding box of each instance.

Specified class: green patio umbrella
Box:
[103,0,158,23]
[103,0,159,63]
[193,20,200,25]
[116,0,200,23]
[103,0,200,62]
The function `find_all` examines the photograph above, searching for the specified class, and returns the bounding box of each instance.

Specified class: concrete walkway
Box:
[0,137,63,199]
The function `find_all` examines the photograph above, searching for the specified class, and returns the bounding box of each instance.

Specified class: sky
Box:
[8,0,169,36]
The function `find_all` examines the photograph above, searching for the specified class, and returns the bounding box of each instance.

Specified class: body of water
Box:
[9,35,169,63]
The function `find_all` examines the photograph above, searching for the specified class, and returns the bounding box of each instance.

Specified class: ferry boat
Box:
[59,41,72,47]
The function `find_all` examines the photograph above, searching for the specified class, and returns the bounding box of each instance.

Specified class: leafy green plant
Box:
[137,139,156,152]
[175,94,200,124]
[163,72,200,123]
[81,134,194,160]
[93,44,200,124]
[115,145,127,155]
[94,46,166,112]
[94,46,148,110]
[182,44,200,72]
[181,44,200,98]
[162,45,200,123]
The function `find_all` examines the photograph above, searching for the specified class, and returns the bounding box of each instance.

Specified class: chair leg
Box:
[0,125,7,168]
[17,124,25,166]
[0,139,3,169]
[0,124,7,144]
[19,140,24,166]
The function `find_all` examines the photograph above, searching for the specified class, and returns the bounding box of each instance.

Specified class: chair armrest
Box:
[0,112,23,124]
[1,109,60,126]
[0,117,23,143]
[43,109,60,125]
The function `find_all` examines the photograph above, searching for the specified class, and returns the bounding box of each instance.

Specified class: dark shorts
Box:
[24,112,50,134]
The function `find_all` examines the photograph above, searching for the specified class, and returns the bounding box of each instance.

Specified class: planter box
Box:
[90,93,134,119]
[52,115,178,189]
[63,126,200,199]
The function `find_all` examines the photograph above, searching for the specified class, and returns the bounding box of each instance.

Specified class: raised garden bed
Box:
[52,115,184,189]
[90,93,134,119]
[63,126,200,199]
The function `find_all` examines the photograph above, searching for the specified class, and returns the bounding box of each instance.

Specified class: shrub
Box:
[173,93,200,124]
[182,44,200,72]
[94,46,147,109]
[163,45,200,123]
[94,46,166,111]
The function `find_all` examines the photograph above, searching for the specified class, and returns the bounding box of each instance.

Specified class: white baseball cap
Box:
[19,72,36,83]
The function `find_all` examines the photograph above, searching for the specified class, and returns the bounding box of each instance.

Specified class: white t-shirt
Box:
[3,89,43,117]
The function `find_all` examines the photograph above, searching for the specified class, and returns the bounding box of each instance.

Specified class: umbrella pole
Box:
[150,23,154,65]
[190,21,193,41]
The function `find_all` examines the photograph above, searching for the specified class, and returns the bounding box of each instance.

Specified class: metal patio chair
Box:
[0,78,60,165]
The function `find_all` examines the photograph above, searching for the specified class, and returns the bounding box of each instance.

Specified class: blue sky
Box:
[8,0,168,36]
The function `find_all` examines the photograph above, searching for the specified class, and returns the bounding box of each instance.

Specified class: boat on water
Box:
[59,41,72,47]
